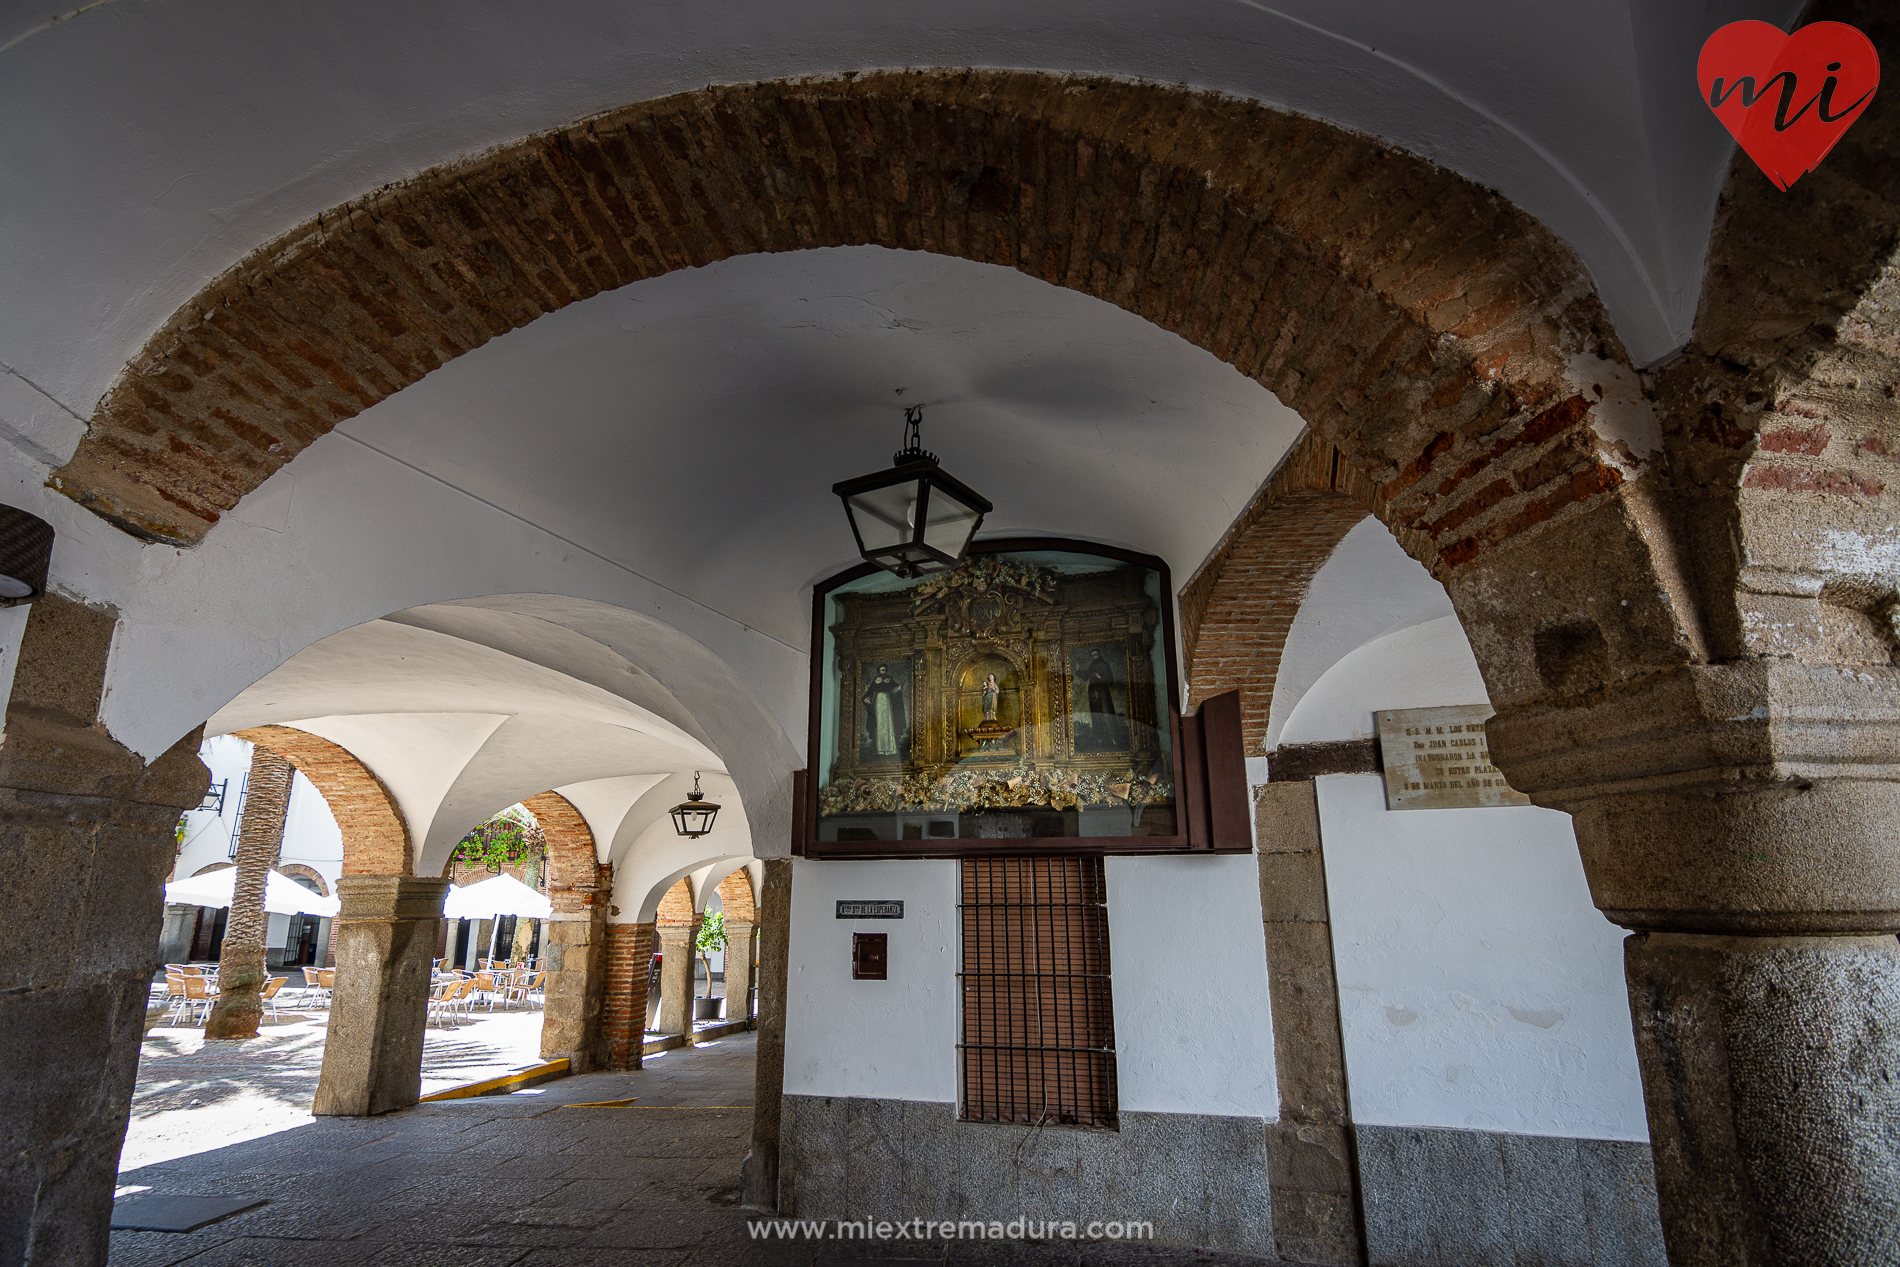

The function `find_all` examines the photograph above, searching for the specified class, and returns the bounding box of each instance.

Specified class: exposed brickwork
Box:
[522,790,605,914]
[716,869,757,923]
[275,862,330,897]
[232,725,410,876]
[51,71,1634,589]
[600,921,654,1071]
[656,877,695,925]
[1182,431,1412,750]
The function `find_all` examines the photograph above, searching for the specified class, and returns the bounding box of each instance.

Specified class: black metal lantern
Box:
[669,772,721,838]
[833,405,992,579]
[0,505,54,606]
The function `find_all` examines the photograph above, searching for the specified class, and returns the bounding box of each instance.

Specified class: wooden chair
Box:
[167,974,214,1025]
[425,980,453,1027]
[472,971,501,1011]
[314,969,335,1007]
[261,976,288,1021]
[449,977,478,1023]
[505,971,547,1010]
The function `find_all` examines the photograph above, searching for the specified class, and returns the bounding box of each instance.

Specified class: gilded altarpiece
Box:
[815,548,1177,843]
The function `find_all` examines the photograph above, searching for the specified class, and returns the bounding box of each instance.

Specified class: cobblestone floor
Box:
[111,1033,1276,1266]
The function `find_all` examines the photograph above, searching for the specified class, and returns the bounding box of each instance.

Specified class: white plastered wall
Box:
[1276,533,1648,1142]
[781,855,1279,1119]
[172,734,343,891]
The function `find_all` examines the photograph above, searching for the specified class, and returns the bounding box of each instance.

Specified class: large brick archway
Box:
[50,71,1638,639]
[233,723,411,875]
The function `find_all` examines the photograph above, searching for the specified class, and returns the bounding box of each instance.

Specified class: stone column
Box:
[741,859,793,1210]
[541,861,612,1072]
[1254,781,1365,1266]
[656,918,702,1040]
[157,903,198,965]
[723,920,757,1022]
[1493,663,1900,1266]
[0,595,209,1266]
[312,875,449,1117]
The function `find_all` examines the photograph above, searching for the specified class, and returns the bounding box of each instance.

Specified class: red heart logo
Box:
[1698,20,1880,191]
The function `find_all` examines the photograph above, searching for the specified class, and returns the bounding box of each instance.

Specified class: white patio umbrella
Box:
[443,873,553,920]
[164,868,341,917]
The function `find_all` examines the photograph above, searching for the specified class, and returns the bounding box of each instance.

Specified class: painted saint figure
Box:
[1079,648,1128,750]
[862,664,906,760]
[980,673,1001,722]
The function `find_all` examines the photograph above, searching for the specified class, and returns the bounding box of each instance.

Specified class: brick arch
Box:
[232,724,411,875]
[655,877,696,926]
[1181,432,1393,751]
[50,70,1636,616]
[275,862,330,897]
[521,791,608,914]
[716,869,757,924]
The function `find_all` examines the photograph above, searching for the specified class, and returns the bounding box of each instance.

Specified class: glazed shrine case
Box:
[799,539,1249,858]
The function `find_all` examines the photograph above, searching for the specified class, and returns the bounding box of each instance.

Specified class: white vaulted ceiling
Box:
[205,596,776,874]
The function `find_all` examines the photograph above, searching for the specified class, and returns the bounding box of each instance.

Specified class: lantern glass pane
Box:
[921,484,982,559]
[846,481,924,552]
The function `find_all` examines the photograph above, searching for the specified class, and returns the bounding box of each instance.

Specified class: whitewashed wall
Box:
[172,734,344,889]
[781,854,1279,1119]
[783,859,960,1102]
[1105,853,1276,1117]
[1277,532,1649,1142]
[1318,775,1647,1140]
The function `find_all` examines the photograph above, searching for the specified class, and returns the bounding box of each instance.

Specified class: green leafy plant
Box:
[451,805,539,873]
[696,910,727,1000]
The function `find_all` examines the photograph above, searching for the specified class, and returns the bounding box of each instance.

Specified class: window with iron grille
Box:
[958,856,1117,1128]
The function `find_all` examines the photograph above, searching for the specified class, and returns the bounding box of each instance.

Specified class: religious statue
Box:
[980,672,1000,722]
[861,664,907,760]
[1077,648,1128,751]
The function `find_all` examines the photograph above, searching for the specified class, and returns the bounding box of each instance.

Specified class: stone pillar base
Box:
[724,920,756,1023]
[1626,931,1900,1266]
[541,909,608,1073]
[312,876,448,1117]
[657,922,700,1039]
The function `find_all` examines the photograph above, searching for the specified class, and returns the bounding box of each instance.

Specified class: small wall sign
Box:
[836,900,904,919]
[1698,20,1879,191]
[1375,705,1531,812]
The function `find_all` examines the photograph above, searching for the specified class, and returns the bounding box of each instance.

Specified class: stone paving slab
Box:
[109,1033,1279,1267]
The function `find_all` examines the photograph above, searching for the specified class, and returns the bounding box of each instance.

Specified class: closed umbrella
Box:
[164,868,341,917]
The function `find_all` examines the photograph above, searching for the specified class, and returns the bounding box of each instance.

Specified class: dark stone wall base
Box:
[1356,1123,1665,1266]
[780,1095,1273,1255]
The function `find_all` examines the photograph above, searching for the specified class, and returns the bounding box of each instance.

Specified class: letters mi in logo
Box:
[1699,21,1880,191]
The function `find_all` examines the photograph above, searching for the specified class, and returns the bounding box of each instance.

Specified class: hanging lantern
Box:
[833,405,992,579]
[0,505,54,606]
[669,772,721,838]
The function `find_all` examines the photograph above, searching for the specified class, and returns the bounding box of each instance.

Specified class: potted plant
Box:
[694,911,727,1021]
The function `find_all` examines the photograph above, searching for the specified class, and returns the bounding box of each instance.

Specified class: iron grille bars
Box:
[957,855,1118,1128]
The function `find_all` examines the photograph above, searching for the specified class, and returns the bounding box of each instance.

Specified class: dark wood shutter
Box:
[958,856,1118,1128]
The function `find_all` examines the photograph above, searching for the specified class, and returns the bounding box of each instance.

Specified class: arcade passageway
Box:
[4,2,1899,1265]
